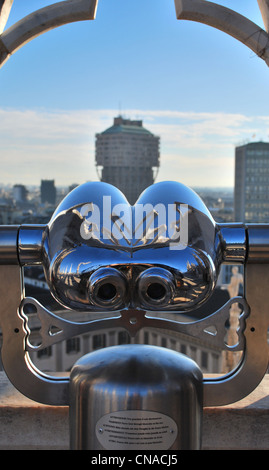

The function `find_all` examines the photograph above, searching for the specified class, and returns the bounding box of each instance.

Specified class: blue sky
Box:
[0,0,268,189]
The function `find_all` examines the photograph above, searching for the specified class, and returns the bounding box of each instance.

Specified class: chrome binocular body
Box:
[43,180,220,313]
[4,181,233,311]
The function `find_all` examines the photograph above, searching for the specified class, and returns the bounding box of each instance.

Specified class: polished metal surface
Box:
[18,225,44,265]
[203,263,269,406]
[69,344,203,450]
[40,181,221,312]
[88,267,128,310]
[0,180,268,409]
[218,223,247,263]
[19,294,248,353]
[136,267,176,309]
[246,224,269,263]
[0,265,69,405]
[0,225,19,264]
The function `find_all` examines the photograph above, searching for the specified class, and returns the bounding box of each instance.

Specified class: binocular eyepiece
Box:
[88,267,128,310]
[137,267,176,308]
[87,266,177,310]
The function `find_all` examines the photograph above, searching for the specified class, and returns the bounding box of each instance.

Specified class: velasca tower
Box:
[95,116,160,204]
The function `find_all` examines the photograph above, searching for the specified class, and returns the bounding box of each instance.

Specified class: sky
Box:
[0,0,268,190]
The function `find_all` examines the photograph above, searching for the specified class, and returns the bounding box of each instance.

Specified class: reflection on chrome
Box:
[39,181,221,312]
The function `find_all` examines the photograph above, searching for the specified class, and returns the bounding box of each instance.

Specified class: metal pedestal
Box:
[69,344,203,450]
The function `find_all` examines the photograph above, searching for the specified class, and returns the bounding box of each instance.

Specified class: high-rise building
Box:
[234,141,269,222]
[41,180,56,205]
[95,116,160,204]
[13,184,28,203]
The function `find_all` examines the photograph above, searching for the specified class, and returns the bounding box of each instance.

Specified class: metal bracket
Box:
[204,263,269,406]
[0,266,69,405]
[21,295,247,352]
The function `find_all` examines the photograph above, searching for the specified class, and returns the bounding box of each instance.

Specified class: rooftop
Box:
[98,116,155,136]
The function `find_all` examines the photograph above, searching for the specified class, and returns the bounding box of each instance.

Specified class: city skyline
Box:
[0,1,268,188]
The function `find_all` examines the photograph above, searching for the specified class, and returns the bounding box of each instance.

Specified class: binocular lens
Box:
[137,267,175,308]
[146,282,167,301]
[88,267,128,309]
[97,282,117,301]
[88,266,176,310]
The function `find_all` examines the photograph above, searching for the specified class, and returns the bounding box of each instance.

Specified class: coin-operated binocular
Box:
[0,180,268,450]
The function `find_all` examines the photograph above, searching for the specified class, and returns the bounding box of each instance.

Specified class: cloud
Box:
[0,107,268,187]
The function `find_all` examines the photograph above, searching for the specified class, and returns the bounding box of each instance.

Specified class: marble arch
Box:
[0,1,269,67]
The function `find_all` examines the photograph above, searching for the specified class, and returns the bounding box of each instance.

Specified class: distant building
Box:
[95,116,160,204]
[234,141,269,222]
[41,180,56,205]
[69,184,78,193]
[13,184,28,203]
